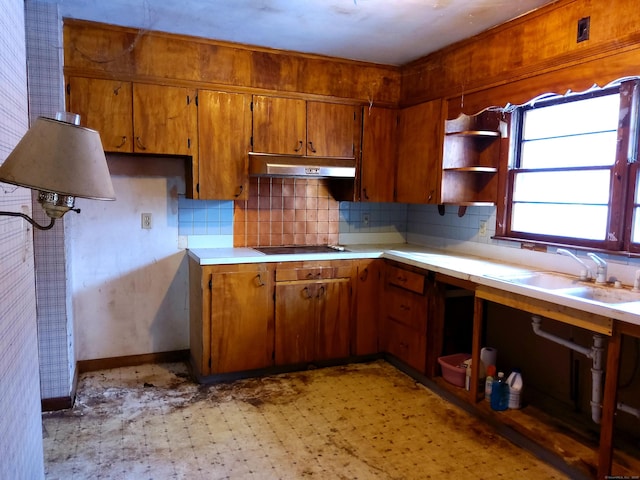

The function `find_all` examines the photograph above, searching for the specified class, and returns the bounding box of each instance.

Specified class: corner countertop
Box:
[187,244,640,328]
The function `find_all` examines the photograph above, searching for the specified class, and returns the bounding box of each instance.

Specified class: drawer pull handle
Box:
[303,287,313,299]
[359,268,369,281]
[316,286,325,298]
[255,274,265,287]
[307,272,321,279]
[396,276,407,283]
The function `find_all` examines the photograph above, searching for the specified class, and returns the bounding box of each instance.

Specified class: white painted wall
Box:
[67,156,189,360]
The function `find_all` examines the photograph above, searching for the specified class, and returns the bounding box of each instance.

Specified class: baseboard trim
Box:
[77,349,190,374]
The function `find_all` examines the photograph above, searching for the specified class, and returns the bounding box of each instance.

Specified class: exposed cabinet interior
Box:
[441,109,507,205]
[197,90,252,200]
[395,99,443,204]
[360,107,397,202]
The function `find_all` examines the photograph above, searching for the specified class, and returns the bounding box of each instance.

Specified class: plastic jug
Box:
[507,369,523,409]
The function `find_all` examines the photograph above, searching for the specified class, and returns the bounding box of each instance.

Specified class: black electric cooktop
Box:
[254,245,346,255]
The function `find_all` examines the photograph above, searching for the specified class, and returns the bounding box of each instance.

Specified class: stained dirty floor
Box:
[42,360,568,479]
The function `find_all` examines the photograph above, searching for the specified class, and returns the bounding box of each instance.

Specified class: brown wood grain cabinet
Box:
[67,77,197,157]
[382,261,444,376]
[352,259,383,356]
[197,90,252,200]
[252,95,360,158]
[395,99,443,204]
[360,107,397,202]
[274,261,352,366]
[189,260,274,378]
[67,76,134,152]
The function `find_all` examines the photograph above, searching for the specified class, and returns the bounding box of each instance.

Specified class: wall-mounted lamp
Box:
[0,113,115,230]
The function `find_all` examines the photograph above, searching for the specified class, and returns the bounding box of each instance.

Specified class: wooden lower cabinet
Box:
[353,259,383,355]
[274,261,352,366]
[382,261,443,376]
[189,259,274,377]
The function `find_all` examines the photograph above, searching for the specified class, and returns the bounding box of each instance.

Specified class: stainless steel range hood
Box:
[248,152,356,178]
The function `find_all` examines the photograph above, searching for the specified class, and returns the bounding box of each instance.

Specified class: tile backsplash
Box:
[234,177,340,247]
[178,177,408,246]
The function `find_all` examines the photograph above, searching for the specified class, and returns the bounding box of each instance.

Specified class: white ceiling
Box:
[48,0,557,65]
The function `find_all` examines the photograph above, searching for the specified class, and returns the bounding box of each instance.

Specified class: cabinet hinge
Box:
[209,278,212,289]
[66,83,70,95]
[195,95,198,107]
[187,95,191,105]
[188,138,191,149]
[196,183,200,194]
[208,358,211,368]
[250,101,253,112]
[250,136,254,148]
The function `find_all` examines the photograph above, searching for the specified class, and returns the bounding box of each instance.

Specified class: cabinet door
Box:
[274,282,316,365]
[252,95,306,155]
[396,99,443,204]
[361,107,396,202]
[210,269,274,373]
[315,279,351,361]
[132,83,195,155]
[306,102,358,158]
[198,90,251,200]
[67,77,133,152]
[354,259,382,355]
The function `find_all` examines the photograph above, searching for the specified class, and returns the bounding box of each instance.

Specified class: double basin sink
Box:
[489,271,640,305]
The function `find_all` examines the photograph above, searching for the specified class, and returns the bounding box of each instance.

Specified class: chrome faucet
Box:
[587,252,608,284]
[557,248,592,281]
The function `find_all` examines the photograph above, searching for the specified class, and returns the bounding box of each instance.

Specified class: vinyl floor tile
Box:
[43,360,569,479]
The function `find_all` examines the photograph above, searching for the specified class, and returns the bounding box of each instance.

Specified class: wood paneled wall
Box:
[63,19,401,106]
[402,0,640,115]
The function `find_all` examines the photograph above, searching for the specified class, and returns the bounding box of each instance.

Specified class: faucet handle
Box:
[587,253,608,284]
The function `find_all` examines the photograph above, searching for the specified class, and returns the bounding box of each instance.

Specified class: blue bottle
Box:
[490,371,509,411]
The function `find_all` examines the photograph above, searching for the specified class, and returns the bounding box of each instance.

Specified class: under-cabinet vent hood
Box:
[248,153,356,178]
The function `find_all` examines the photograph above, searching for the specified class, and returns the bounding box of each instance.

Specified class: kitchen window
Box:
[498,80,640,253]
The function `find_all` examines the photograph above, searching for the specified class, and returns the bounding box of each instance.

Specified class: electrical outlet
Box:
[479,220,487,237]
[362,212,370,226]
[141,213,152,229]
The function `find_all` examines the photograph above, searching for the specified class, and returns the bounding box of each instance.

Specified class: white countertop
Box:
[188,243,640,328]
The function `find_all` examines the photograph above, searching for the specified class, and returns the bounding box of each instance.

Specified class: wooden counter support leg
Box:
[470,295,484,403]
[598,324,621,480]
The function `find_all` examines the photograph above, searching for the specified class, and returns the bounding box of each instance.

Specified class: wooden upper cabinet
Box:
[395,99,443,204]
[132,83,196,156]
[197,90,252,200]
[361,107,397,202]
[306,101,358,158]
[67,77,133,152]
[252,96,306,155]
[252,95,359,158]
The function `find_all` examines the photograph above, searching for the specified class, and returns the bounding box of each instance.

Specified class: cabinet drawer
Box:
[276,265,351,282]
[386,265,425,294]
[385,285,427,332]
[384,317,426,373]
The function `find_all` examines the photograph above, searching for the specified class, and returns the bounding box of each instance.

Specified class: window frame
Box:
[496,80,639,253]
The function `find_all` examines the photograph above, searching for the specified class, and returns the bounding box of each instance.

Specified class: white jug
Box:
[507,369,523,409]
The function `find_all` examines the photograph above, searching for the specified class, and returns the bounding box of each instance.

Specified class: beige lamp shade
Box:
[0,116,115,200]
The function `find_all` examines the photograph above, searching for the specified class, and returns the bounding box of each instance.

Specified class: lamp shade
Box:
[0,116,115,200]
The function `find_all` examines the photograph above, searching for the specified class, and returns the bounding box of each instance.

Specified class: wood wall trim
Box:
[401,0,640,109]
[76,349,189,374]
